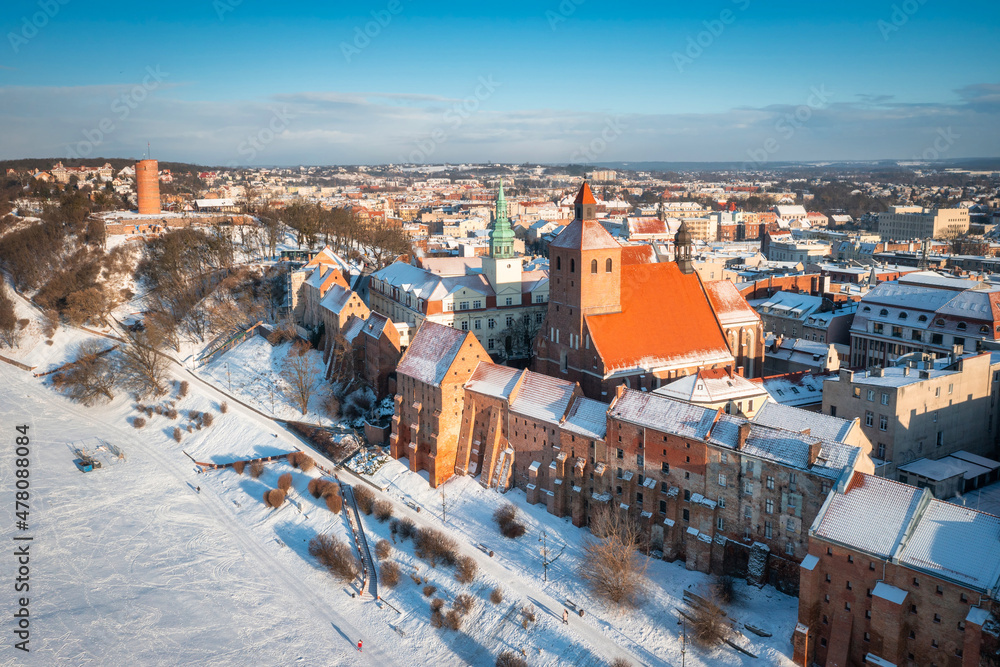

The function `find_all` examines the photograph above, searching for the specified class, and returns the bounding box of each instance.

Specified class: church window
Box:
[556,256,561,270]
[606,258,612,272]
[570,258,575,273]
[591,259,598,273]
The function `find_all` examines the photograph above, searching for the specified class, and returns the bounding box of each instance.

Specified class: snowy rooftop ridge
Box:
[812,471,1000,595]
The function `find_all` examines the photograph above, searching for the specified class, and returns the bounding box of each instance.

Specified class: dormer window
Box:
[898,312,907,320]
[918,315,928,322]
[935,319,945,326]
[957,322,967,331]
[863,306,871,313]
[879,309,889,317]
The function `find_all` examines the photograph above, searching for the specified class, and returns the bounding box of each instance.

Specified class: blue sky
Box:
[1,0,998,165]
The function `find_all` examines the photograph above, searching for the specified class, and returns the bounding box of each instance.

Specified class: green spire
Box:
[490,177,515,259]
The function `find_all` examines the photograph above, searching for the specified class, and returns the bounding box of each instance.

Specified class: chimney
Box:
[725,365,734,379]
[737,423,751,451]
[615,383,627,401]
[903,366,910,376]
[808,441,822,467]
[838,368,854,383]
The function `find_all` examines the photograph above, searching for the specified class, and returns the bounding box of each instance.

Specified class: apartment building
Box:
[878,205,970,240]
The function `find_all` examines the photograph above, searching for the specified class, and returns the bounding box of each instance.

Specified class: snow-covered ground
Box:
[198,336,331,423]
[0,319,799,666]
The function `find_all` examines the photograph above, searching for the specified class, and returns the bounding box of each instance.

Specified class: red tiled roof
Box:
[586,263,734,374]
[703,280,760,326]
[620,245,656,265]
[574,182,597,205]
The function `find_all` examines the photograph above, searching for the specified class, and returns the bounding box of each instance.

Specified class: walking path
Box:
[343,484,379,600]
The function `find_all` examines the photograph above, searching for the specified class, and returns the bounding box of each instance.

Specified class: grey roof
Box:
[753,401,854,443]
[395,321,470,386]
[609,390,718,441]
[465,362,522,400]
[562,397,608,441]
[510,371,577,424]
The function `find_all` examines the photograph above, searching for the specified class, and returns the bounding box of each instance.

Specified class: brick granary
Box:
[795,472,1000,667]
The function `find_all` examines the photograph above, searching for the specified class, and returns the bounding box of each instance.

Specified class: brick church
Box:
[533,182,764,400]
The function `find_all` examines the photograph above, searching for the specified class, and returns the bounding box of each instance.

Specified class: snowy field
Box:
[198,336,331,423]
[0,319,799,666]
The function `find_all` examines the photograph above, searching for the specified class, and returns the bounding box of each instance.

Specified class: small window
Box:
[606,258,613,273]
[957,322,967,331]
[898,312,907,320]
[570,258,575,273]
[933,614,941,624]
[590,259,597,273]
[880,308,889,316]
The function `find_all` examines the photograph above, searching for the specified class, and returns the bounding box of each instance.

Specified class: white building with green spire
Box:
[367,180,550,358]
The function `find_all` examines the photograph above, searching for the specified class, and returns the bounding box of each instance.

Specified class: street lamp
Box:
[224,362,231,391]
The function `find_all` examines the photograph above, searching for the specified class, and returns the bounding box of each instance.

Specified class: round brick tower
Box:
[135,159,161,215]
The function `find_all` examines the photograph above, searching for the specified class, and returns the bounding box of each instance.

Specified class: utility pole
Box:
[226,362,231,391]
[681,617,687,667]
[539,531,566,583]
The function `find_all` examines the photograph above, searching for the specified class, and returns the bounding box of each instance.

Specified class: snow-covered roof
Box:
[655,368,767,405]
[898,499,1000,592]
[813,473,926,560]
[395,321,470,386]
[561,397,608,441]
[871,582,908,605]
[761,371,828,407]
[753,401,854,444]
[465,362,521,400]
[510,371,577,424]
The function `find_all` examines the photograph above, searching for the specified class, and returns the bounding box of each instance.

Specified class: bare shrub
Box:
[521,605,536,626]
[202,412,214,427]
[397,517,416,540]
[232,460,245,475]
[188,410,201,422]
[353,485,375,514]
[430,598,445,612]
[455,555,477,585]
[154,404,163,415]
[219,401,228,413]
[373,499,393,523]
[132,417,146,429]
[172,427,182,442]
[375,539,391,560]
[430,608,443,628]
[325,493,342,514]
[307,478,321,498]
[409,573,421,585]
[263,488,286,508]
[611,659,632,667]
[249,461,264,479]
[453,593,474,616]
[178,381,189,398]
[308,533,359,583]
[379,561,400,587]
[490,587,504,605]
[277,472,292,492]
[496,652,527,667]
[166,408,178,419]
[185,425,193,433]
[501,521,526,539]
[714,575,745,606]
[414,527,458,567]
[422,584,437,597]
[494,502,526,539]
[579,506,649,609]
[145,407,153,418]
[443,609,464,631]
[689,599,727,647]
[289,451,315,471]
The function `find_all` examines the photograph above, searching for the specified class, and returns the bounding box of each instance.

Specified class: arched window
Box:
[918,315,928,322]
[570,258,575,273]
[879,309,889,317]
[606,258,613,273]
[935,319,945,326]
[591,259,598,273]
[980,325,990,334]
[863,306,871,313]
[957,322,967,331]
[898,312,907,320]
[556,256,561,270]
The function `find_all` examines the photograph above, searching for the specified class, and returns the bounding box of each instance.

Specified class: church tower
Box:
[675,220,694,274]
[483,178,523,303]
[541,181,622,377]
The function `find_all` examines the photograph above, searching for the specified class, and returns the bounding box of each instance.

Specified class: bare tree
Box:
[0,285,20,348]
[116,320,170,398]
[280,340,322,414]
[578,505,650,609]
[58,340,120,405]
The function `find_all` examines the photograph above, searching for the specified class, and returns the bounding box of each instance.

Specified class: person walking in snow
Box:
[357,639,363,653]
[562,609,569,624]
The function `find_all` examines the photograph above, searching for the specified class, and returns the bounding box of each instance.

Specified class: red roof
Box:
[574,182,597,205]
[585,263,733,374]
[703,280,760,326]
[620,245,656,265]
